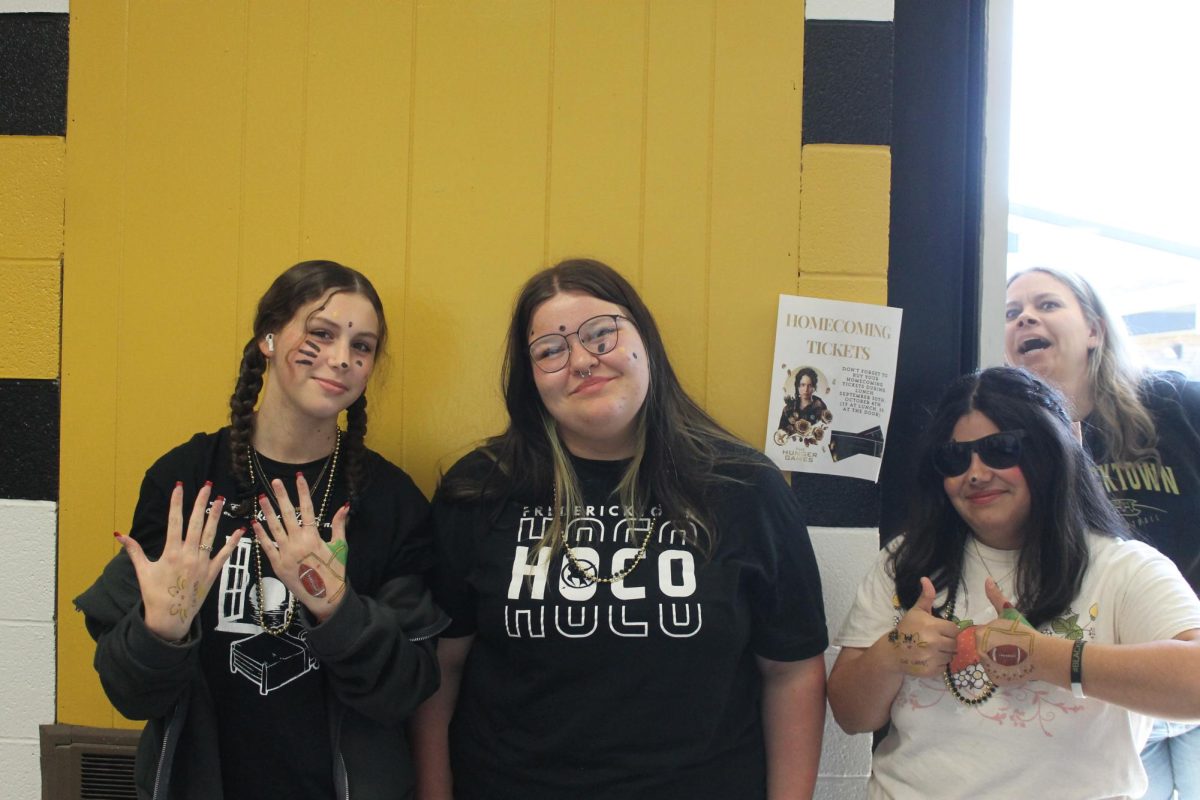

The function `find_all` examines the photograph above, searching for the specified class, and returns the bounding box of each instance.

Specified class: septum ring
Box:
[577,368,592,378]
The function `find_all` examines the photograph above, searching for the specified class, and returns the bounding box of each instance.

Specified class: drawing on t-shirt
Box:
[505,508,703,639]
[216,538,320,694]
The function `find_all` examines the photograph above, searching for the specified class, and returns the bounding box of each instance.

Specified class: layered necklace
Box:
[940,539,1021,705]
[246,429,341,635]
[938,582,998,706]
[553,480,654,585]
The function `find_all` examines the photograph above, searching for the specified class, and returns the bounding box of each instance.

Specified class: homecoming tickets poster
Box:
[763,295,902,481]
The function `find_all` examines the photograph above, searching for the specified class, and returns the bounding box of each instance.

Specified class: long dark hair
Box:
[441,258,754,553]
[891,366,1128,627]
[228,260,387,505]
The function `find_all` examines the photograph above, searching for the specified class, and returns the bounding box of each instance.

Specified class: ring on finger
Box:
[199,543,214,552]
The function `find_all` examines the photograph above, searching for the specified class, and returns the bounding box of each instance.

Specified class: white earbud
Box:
[265,333,275,353]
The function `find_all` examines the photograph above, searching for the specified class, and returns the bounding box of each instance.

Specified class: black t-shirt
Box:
[1083,371,1200,594]
[131,429,433,800]
[432,448,828,800]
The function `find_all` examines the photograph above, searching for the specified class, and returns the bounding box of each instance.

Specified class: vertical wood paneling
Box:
[59,0,128,728]
[302,2,416,467]
[237,1,308,333]
[545,1,646,271]
[113,5,245,579]
[303,1,412,272]
[402,1,553,488]
[59,1,815,725]
[707,0,804,442]
[640,0,716,402]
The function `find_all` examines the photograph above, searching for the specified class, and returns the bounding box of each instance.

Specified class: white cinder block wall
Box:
[0,500,56,800]
[812,526,878,799]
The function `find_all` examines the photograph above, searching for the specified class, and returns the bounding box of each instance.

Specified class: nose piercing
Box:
[577,368,592,379]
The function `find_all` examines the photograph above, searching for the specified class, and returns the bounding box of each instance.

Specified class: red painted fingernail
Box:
[1003,601,1014,609]
[296,471,304,479]
[233,527,245,535]
[112,531,122,538]
[204,480,213,488]
[215,495,225,503]
[175,481,183,488]
[259,494,269,502]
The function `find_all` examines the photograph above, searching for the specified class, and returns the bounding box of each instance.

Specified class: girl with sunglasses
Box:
[1006,267,1200,800]
[827,367,1200,799]
[412,259,828,799]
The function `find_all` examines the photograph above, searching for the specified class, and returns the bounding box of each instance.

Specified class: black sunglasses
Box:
[932,430,1026,477]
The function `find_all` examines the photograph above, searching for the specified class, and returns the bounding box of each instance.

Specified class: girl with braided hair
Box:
[76,260,448,800]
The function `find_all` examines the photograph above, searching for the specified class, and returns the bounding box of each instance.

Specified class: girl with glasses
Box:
[827,366,1200,799]
[75,261,448,800]
[412,258,828,799]
[1006,266,1200,800]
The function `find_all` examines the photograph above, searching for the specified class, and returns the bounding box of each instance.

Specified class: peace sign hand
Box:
[115,481,245,643]
[252,473,351,623]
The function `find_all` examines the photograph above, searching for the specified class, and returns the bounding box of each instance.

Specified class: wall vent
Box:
[40,724,139,800]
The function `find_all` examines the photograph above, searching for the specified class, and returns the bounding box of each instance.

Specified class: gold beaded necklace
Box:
[553,480,654,585]
[247,429,341,635]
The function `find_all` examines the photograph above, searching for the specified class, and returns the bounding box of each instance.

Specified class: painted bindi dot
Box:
[632,352,638,359]
[347,321,352,328]
[559,325,566,332]
[355,360,363,367]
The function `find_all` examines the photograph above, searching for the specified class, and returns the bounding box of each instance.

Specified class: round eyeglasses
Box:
[529,314,631,374]
[932,430,1026,477]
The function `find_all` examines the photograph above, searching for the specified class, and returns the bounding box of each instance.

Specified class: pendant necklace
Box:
[970,537,1018,594]
[554,480,654,585]
[247,429,341,635]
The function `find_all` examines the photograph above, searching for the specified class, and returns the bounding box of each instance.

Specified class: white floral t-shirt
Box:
[836,533,1200,800]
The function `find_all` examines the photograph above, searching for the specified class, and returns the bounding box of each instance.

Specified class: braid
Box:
[229,338,266,503]
[344,393,369,501]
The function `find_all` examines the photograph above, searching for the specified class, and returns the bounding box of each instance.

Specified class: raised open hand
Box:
[115,481,245,642]
[252,473,351,623]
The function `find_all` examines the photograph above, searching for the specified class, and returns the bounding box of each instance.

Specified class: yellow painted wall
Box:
[0,135,64,379]
[58,0,890,726]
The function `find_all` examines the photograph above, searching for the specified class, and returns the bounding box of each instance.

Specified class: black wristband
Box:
[1070,638,1086,699]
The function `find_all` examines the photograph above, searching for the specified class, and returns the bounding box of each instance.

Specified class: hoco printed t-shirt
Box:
[836,534,1200,800]
[432,450,828,800]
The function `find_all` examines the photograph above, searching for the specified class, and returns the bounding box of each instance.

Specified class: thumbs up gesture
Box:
[975,578,1042,686]
[889,577,960,678]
